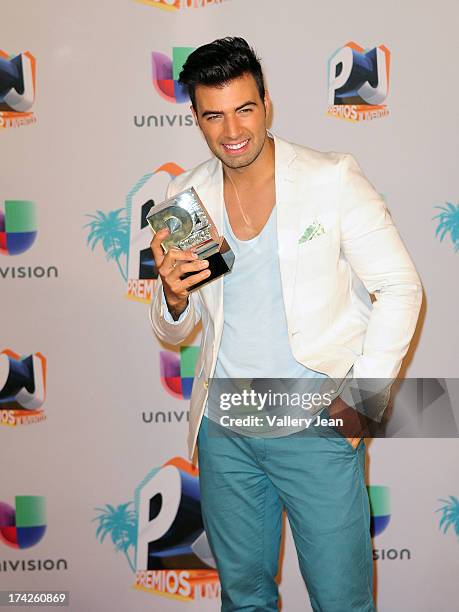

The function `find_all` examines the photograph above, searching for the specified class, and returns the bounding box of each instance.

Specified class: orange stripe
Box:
[155,162,185,177]
[134,0,180,11]
[345,41,364,52]
[25,51,36,96]
[164,456,199,477]
[1,409,44,416]
[36,352,47,394]
[0,112,34,118]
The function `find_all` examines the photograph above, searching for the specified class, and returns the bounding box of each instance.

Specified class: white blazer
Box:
[149,134,423,464]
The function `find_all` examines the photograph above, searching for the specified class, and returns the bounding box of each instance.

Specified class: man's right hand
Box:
[150,228,211,320]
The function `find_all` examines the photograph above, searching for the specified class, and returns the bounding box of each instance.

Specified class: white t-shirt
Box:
[204,203,334,429]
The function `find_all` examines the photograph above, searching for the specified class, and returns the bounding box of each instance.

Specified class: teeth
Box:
[224,140,248,150]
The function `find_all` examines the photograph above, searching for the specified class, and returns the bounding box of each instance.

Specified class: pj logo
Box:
[0,349,47,426]
[0,51,36,129]
[136,0,227,12]
[84,162,184,303]
[327,42,390,122]
[93,458,219,601]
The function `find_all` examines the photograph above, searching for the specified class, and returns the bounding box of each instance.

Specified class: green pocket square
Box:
[298,221,325,244]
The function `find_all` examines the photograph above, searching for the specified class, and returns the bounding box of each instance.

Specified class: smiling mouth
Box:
[222,139,249,152]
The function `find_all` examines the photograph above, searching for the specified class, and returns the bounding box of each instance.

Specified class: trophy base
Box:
[183,237,235,292]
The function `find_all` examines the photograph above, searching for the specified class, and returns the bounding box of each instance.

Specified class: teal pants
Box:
[197,416,375,612]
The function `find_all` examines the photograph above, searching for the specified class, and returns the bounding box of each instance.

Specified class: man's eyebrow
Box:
[201,101,258,118]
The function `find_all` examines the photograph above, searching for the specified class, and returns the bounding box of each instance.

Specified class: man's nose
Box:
[223,114,242,140]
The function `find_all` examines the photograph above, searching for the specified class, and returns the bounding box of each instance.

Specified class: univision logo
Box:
[160,346,199,399]
[0,200,37,255]
[0,496,46,549]
[0,200,58,279]
[368,485,390,536]
[368,486,411,561]
[133,47,195,128]
[0,496,68,573]
[152,47,193,103]
[143,342,197,423]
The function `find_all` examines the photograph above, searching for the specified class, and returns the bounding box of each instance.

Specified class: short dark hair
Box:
[178,37,265,111]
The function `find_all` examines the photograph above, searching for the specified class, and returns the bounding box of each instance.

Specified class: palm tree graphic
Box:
[435,496,459,540]
[93,502,138,571]
[432,202,459,252]
[84,209,130,280]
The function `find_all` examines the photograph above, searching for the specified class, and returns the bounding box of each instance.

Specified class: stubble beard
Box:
[213,131,268,171]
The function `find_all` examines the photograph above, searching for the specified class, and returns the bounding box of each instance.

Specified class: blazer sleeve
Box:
[148,177,202,345]
[339,153,423,383]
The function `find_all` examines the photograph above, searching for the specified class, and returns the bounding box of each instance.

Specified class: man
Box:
[149,37,422,612]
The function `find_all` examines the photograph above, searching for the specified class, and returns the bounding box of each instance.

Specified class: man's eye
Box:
[239,108,252,114]
[207,115,221,121]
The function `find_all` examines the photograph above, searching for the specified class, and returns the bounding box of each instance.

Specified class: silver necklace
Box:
[225,171,254,229]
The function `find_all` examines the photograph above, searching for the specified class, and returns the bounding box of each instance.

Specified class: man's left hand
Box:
[327,396,371,447]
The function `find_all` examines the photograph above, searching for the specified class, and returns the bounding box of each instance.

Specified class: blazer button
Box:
[203,380,209,389]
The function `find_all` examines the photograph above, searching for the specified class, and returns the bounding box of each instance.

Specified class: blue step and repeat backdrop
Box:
[1,1,458,610]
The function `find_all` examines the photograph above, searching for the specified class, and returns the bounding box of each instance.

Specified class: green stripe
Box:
[15,496,46,527]
[4,201,37,232]
[173,47,194,80]
[367,486,390,516]
[180,346,199,377]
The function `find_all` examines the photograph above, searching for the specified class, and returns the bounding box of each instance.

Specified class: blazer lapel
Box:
[274,134,300,326]
[195,158,224,320]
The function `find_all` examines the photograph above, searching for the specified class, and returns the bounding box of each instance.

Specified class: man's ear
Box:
[263,90,271,116]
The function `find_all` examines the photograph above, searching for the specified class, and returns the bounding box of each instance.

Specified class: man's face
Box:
[193,72,270,170]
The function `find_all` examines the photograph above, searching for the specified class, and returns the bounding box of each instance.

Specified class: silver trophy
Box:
[146,187,235,290]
